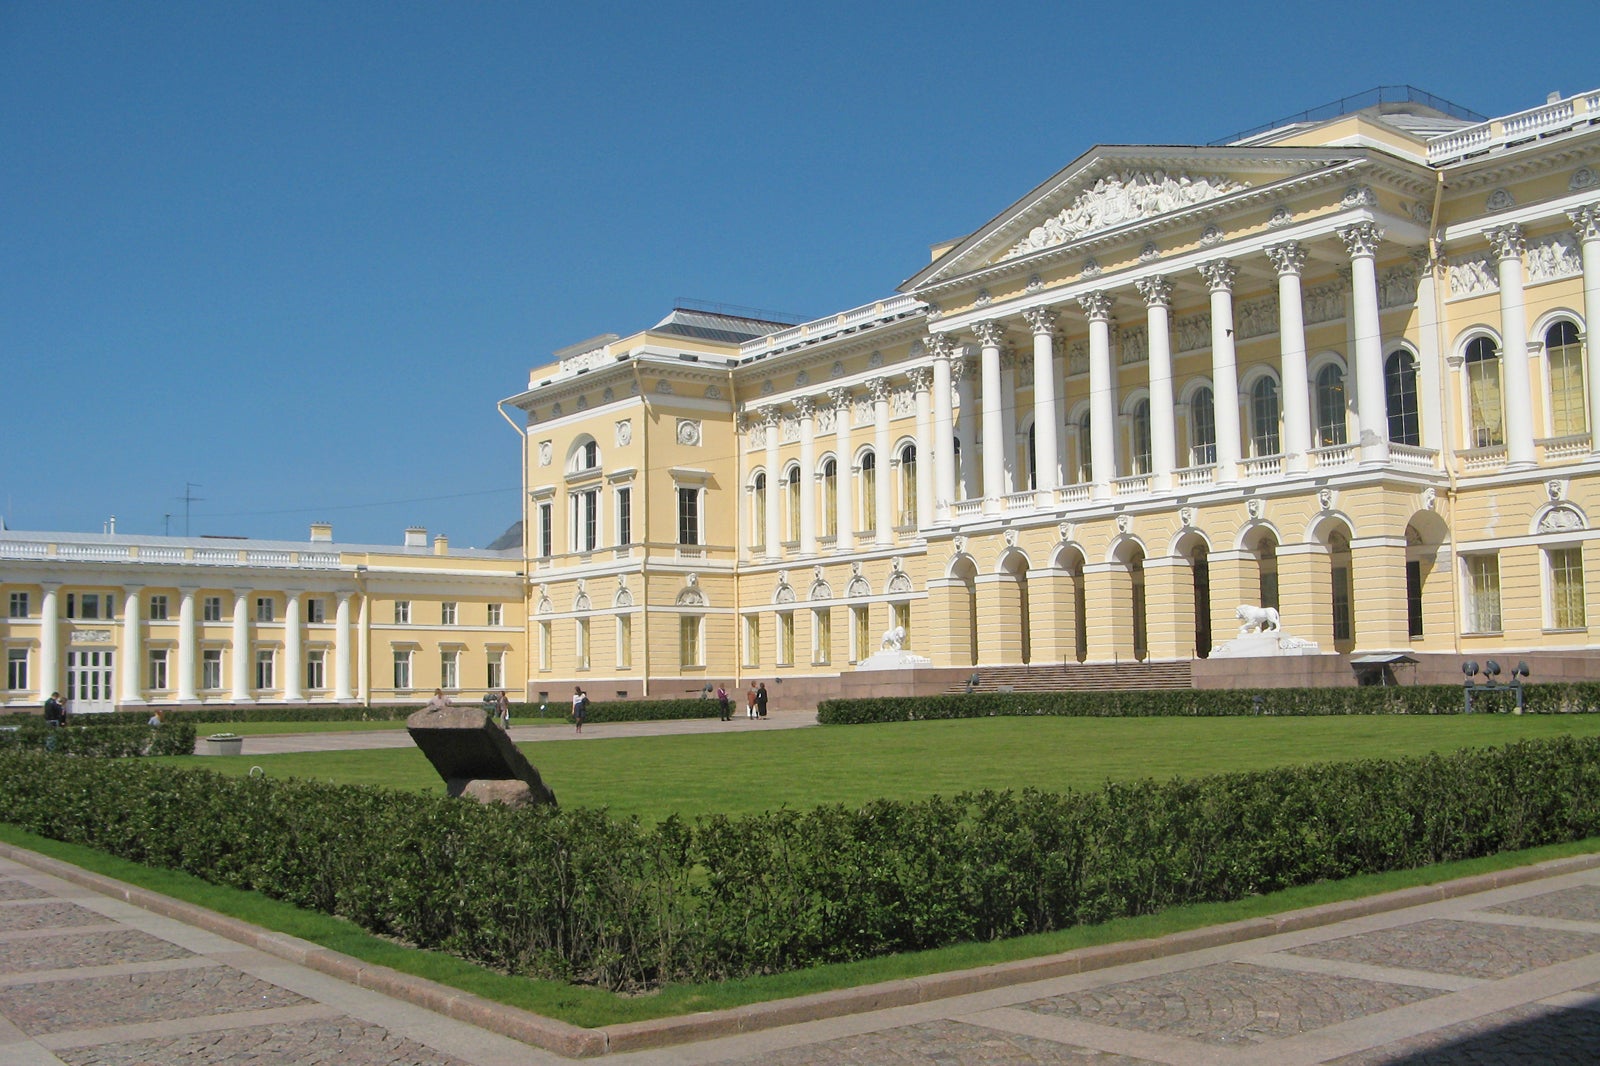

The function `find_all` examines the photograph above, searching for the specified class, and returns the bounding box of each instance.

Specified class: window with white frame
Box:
[256,649,276,691]
[859,451,877,532]
[678,485,701,546]
[392,648,411,690]
[893,602,911,648]
[1465,554,1502,633]
[1464,337,1504,448]
[203,595,222,622]
[1385,349,1421,447]
[1077,410,1095,479]
[487,602,503,626]
[147,649,169,690]
[305,649,325,691]
[616,485,632,546]
[306,598,325,624]
[148,595,169,621]
[7,648,28,691]
[570,437,600,473]
[1249,377,1280,457]
[8,592,28,618]
[1314,365,1347,447]
[1129,400,1153,475]
[570,488,599,552]
[1549,546,1586,630]
[821,459,837,536]
[616,616,631,669]
[750,473,767,549]
[486,651,505,690]
[852,605,870,662]
[679,616,702,667]
[394,600,411,624]
[538,621,551,671]
[576,618,590,670]
[537,501,554,558]
[201,649,223,690]
[441,601,457,625]
[1546,321,1586,438]
[777,611,794,666]
[898,443,917,525]
[66,593,109,619]
[1189,389,1216,465]
[744,615,760,667]
[783,466,800,542]
[441,650,459,690]
[813,608,831,664]
[255,596,275,623]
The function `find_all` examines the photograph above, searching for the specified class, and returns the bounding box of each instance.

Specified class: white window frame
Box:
[201,649,223,690]
[202,595,222,622]
[255,649,276,691]
[147,648,169,691]
[392,648,412,690]
[7,592,28,619]
[1463,553,1503,634]
[148,594,169,621]
[441,601,458,626]
[440,649,459,690]
[394,600,411,624]
[305,649,326,691]
[7,647,29,691]
[487,602,503,626]
[255,596,275,623]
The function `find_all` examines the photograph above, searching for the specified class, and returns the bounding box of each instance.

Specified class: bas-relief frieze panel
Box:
[1448,253,1499,300]
[1527,232,1582,284]
[1003,171,1251,260]
[1303,280,1347,325]
[1378,263,1419,310]
[853,398,873,427]
[1067,340,1088,375]
[1175,311,1212,353]
[1235,294,1279,341]
[1119,325,1147,365]
[891,386,915,417]
[780,417,799,444]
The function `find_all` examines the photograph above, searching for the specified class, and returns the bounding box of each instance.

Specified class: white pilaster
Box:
[998,347,1018,494]
[1339,223,1391,464]
[796,397,818,555]
[870,376,894,544]
[334,591,354,701]
[1487,224,1535,467]
[283,590,303,701]
[37,584,59,701]
[828,387,854,551]
[1135,277,1176,490]
[910,366,933,529]
[1024,308,1060,497]
[1079,292,1117,500]
[1199,259,1241,483]
[357,589,370,704]
[954,354,979,502]
[762,405,781,556]
[974,321,1006,509]
[1413,248,1444,449]
[231,589,252,702]
[930,335,956,519]
[120,586,144,705]
[176,587,198,703]
[1267,242,1312,472]
[1570,206,1600,454]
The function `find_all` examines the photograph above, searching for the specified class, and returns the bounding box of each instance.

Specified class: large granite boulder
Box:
[406,706,557,808]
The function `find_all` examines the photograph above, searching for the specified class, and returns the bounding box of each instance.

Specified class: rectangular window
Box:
[539,622,552,672]
[392,649,411,690]
[616,616,632,669]
[7,648,28,691]
[8,592,28,618]
[255,597,275,623]
[203,595,222,622]
[577,619,591,670]
[394,601,411,624]
[1550,547,1586,630]
[441,601,457,625]
[147,649,169,690]
[617,486,632,545]
[679,616,701,667]
[441,650,459,690]
[67,593,104,620]
[893,602,911,648]
[677,486,700,545]
[777,612,794,666]
[487,602,503,626]
[305,650,325,691]
[538,502,553,558]
[486,651,504,690]
[744,615,760,667]
[853,606,870,662]
[255,649,275,691]
[201,649,223,690]
[1406,559,1424,639]
[1331,564,1353,642]
[813,608,831,664]
[1466,555,1502,633]
[306,598,325,624]
[148,595,169,621]
[571,489,599,552]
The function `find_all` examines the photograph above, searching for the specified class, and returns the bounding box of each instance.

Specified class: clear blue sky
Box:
[4,2,1594,548]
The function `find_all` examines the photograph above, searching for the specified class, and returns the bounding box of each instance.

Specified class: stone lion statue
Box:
[1235,604,1281,634]
[880,625,906,651]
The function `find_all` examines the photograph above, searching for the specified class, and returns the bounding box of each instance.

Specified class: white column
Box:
[974,321,1006,509]
[1198,259,1242,483]
[176,587,198,702]
[870,376,894,544]
[1413,248,1445,450]
[762,405,781,555]
[998,348,1018,494]
[37,583,59,701]
[120,587,143,705]
[1079,291,1117,499]
[1339,223,1392,465]
[954,353,979,502]
[930,335,956,518]
[910,366,933,529]
[334,591,354,701]
[795,397,818,555]
[283,591,303,701]
[231,589,252,702]
[1571,206,1600,454]
[357,590,370,704]
[1267,242,1312,472]
[1487,224,1535,467]
[828,387,854,551]
[1136,277,1176,490]
[1024,308,1060,497]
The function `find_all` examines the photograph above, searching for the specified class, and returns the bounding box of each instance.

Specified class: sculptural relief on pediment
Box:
[1003,171,1251,260]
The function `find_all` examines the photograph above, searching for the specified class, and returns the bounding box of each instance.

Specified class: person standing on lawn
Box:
[755,681,769,719]
[572,686,588,733]
[746,682,757,719]
[716,683,731,721]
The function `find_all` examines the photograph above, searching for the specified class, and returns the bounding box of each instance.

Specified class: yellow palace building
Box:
[5,86,1600,710]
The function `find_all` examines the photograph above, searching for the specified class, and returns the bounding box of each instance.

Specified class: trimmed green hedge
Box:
[3,736,1599,990]
[817,682,1600,725]
[0,721,195,757]
[76,696,722,729]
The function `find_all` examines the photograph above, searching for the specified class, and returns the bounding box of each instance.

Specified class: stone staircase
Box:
[943,660,1194,693]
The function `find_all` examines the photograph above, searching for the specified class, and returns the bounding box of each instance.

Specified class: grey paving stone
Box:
[1323,998,1600,1064]
[708,1018,1158,1065]
[0,930,192,974]
[1021,961,1441,1046]
[0,878,50,901]
[1485,885,1600,923]
[1286,918,1600,979]
[0,900,111,932]
[49,1016,475,1066]
[0,964,307,1035]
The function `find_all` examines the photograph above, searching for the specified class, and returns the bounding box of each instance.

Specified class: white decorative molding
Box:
[1539,505,1584,533]
[551,402,563,417]
[1318,487,1333,511]
[1081,257,1102,278]
[867,350,884,368]
[1485,188,1516,212]
[1268,205,1294,228]
[1199,224,1224,246]
[654,380,674,395]
[1548,479,1566,501]
[1119,324,1148,365]
[830,361,846,378]
[1139,241,1162,262]
[74,629,114,644]
[1004,171,1250,259]
[1378,263,1419,310]
[559,344,611,374]
[575,395,589,411]
[1174,311,1212,352]
[1246,498,1263,520]
[1026,273,1044,292]
[1571,168,1598,191]
[1115,513,1132,534]
[780,417,799,443]
[1447,253,1499,299]
[704,385,722,400]
[1179,506,1194,526]
[676,419,702,447]
[794,370,810,387]
[1340,185,1377,208]
[602,386,614,402]
[615,420,632,448]
[1526,232,1582,283]
[761,379,775,395]
[538,441,552,466]
[1236,293,1280,340]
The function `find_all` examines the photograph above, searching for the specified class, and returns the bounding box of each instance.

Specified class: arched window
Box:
[1189,388,1216,466]
[751,473,767,549]
[1546,321,1585,437]
[568,436,601,474]
[1314,365,1347,447]
[898,443,917,525]
[784,465,801,542]
[820,459,837,537]
[1129,399,1152,475]
[1385,349,1420,446]
[860,451,877,533]
[1465,336,1504,448]
[1077,411,1094,482]
[1249,377,1280,457]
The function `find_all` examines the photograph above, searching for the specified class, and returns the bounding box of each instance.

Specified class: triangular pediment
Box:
[900,145,1362,294]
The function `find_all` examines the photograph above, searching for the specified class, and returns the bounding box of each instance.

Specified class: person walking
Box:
[495,689,511,729]
[571,686,588,733]
[746,682,757,719]
[755,681,769,720]
[716,683,731,721]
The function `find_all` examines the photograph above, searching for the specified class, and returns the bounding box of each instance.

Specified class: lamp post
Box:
[1461,659,1531,714]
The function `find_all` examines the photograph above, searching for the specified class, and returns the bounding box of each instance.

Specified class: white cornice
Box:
[1440,188,1600,245]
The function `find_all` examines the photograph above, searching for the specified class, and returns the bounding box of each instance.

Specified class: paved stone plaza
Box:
[4,845,1600,1064]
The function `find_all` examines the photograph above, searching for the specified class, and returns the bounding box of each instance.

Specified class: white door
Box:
[66,649,116,714]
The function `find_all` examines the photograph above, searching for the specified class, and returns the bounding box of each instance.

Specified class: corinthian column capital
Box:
[972,320,1006,348]
[760,404,781,427]
[1337,222,1385,259]
[792,396,815,419]
[1134,275,1173,309]
[1197,258,1236,293]
[868,376,892,403]
[1266,240,1307,276]
[1077,290,1113,321]
[1486,223,1525,262]
[906,366,932,392]
[1022,307,1058,335]
[1568,205,1600,243]
[826,386,851,410]
[927,332,955,360]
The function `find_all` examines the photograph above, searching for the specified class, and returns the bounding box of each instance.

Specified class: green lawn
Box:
[177,713,1600,822]
[203,716,566,737]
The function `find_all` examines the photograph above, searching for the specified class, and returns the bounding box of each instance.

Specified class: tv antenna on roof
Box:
[174,482,204,536]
